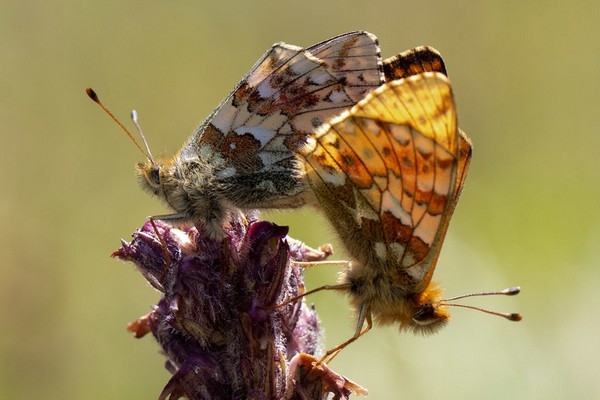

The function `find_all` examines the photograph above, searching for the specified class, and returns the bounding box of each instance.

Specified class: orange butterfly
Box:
[300,71,520,359]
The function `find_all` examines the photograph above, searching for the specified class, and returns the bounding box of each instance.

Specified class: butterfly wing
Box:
[384,46,469,282]
[301,72,470,293]
[181,31,384,209]
[384,45,472,286]
[384,47,472,288]
[383,46,447,81]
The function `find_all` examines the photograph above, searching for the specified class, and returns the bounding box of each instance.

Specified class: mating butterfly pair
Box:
[97,31,519,360]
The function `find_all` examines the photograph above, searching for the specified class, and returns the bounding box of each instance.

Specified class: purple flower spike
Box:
[114,215,365,399]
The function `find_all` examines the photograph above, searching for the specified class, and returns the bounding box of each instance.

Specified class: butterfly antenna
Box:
[85,88,153,162]
[131,109,154,162]
[443,286,522,322]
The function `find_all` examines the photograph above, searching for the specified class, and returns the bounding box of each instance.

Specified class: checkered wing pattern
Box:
[301,72,470,290]
[180,31,384,208]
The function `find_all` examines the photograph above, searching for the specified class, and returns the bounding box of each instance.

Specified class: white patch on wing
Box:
[234,125,276,147]
[308,70,334,85]
[217,166,237,179]
[405,263,427,281]
[389,242,406,263]
[232,105,253,131]
[256,77,279,99]
[258,151,290,167]
[382,187,411,227]
[328,89,349,104]
[260,111,288,131]
[374,241,387,260]
[289,52,320,76]
[412,202,428,227]
[401,251,417,270]
[413,212,441,246]
[211,101,237,133]
[199,144,225,167]
[434,151,453,196]
[319,166,346,187]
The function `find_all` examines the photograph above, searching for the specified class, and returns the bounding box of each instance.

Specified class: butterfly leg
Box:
[269,282,352,310]
[318,302,372,365]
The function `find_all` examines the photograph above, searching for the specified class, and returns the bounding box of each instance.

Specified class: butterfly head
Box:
[347,272,450,336]
[136,155,231,239]
[135,157,188,215]
[137,159,164,197]
[408,281,450,335]
[406,283,523,335]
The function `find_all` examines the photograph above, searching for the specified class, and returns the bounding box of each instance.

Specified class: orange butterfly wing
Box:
[301,72,471,293]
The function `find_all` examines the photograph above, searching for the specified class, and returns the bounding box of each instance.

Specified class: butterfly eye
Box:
[149,167,161,186]
[412,303,436,325]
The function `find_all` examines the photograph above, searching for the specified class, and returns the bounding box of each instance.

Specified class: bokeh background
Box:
[3,1,599,399]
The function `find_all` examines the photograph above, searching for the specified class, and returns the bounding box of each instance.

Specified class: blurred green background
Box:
[3,0,599,399]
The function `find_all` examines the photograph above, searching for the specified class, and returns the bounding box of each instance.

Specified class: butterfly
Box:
[90,32,455,239]
[299,70,520,357]
[135,31,386,238]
